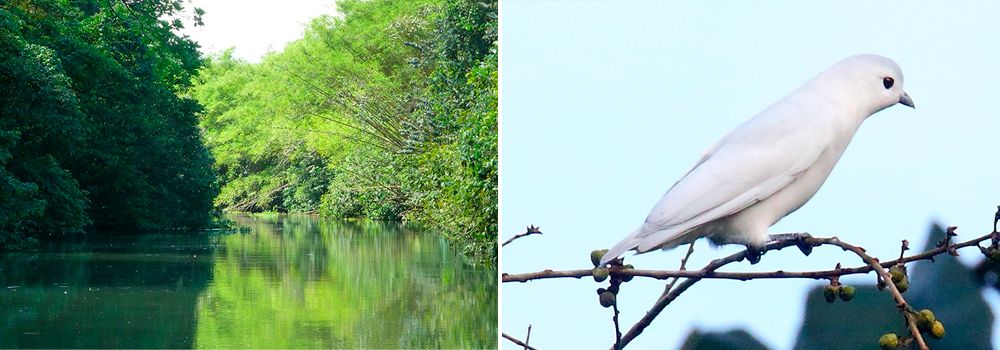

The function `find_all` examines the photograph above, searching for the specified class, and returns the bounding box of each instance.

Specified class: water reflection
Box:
[0,214,497,349]
[0,232,215,348]
[196,214,497,349]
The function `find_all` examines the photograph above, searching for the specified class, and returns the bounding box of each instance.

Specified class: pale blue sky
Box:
[500,1,1000,349]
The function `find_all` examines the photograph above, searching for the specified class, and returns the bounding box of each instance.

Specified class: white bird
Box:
[600,54,914,265]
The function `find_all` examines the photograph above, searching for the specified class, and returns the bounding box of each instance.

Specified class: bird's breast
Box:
[729,138,853,237]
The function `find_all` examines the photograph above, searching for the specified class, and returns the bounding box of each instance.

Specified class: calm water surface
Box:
[0,214,497,348]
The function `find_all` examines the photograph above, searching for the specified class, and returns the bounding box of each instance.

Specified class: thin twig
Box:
[502,332,538,350]
[524,325,532,350]
[502,232,993,283]
[899,239,909,261]
[664,242,696,293]
[503,226,543,247]
[612,303,622,350]
[822,237,928,350]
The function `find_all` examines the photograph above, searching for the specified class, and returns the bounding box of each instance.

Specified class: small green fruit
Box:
[894,276,909,293]
[931,320,945,339]
[889,265,906,283]
[823,285,839,303]
[878,333,899,350]
[988,247,1000,262]
[621,264,635,282]
[917,309,936,331]
[878,333,899,349]
[838,285,856,302]
[593,267,610,282]
[599,290,616,308]
[591,249,609,267]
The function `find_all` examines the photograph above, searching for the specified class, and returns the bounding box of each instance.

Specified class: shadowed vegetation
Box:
[0,0,217,249]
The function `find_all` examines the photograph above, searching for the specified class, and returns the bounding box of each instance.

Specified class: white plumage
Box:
[600,54,914,265]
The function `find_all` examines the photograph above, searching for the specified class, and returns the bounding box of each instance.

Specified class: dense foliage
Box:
[0,0,217,249]
[192,0,497,264]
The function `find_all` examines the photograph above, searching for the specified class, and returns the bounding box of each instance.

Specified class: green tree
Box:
[0,0,216,248]
[191,0,498,265]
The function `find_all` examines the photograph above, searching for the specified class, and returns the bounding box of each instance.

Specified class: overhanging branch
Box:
[502,229,996,350]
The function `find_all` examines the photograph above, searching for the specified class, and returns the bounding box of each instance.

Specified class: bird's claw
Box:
[769,232,814,256]
[746,233,814,263]
[796,243,813,256]
[745,246,763,265]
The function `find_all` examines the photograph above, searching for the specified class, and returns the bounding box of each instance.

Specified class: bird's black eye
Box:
[883,77,894,89]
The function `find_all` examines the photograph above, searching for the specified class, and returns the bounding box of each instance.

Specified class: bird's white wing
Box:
[632,146,816,252]
[633,106,833,254]
[600,134,824,263]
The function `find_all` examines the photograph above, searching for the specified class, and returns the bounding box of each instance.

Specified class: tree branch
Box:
[502,231,994,349]
[611,303,622,350]
[502,332,537,350]
[503,225,542,247]
[525,325,532,350]
[821,237,928,350]
[614,230,988,349]
[502,232,992,283]
[614,238,797,348]
[664,242,696,292]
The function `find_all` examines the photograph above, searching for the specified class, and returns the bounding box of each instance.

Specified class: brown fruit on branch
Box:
[599,290,616,308]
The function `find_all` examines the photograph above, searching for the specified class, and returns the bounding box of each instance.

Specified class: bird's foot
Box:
[768,232,814,256]
[745,233,814,264]
[745,245,764,265]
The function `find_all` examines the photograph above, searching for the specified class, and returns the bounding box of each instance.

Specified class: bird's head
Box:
[821,54,914,116]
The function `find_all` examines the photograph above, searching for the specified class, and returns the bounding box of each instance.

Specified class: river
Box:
[0,213,497,348]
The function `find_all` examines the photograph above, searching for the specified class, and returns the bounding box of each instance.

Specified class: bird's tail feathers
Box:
[637,227,690,252]
[599,228,643,265]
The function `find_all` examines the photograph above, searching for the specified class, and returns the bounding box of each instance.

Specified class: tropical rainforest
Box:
[0,0,498,265]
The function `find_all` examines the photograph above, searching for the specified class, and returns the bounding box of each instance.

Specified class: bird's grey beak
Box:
[898,92,915,108]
